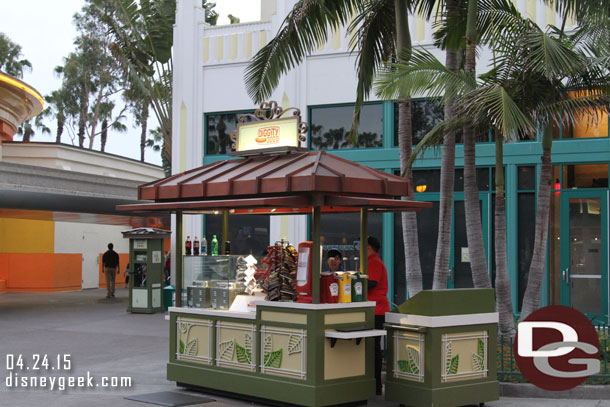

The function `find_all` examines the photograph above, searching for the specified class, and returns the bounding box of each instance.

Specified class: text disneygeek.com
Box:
[4,354,132,391]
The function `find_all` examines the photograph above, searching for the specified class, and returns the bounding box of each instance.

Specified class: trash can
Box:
[384,288,499,407]
[163,285,175,311]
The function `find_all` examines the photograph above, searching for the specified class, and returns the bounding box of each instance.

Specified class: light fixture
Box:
[213,210,219,215]
[415,184,427,193]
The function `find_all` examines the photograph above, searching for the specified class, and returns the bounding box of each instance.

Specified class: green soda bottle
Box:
[211,235,219,256]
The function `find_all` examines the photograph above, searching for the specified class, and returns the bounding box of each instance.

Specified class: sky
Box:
[0,0,261,166]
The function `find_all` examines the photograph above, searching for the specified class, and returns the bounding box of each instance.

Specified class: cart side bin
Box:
[385,288,499,407]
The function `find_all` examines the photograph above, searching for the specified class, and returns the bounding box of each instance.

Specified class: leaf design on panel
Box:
[472,354,484,372]
[407,346,420,374]
[448,354,459,375]
[245,333,253,353]
[397,360,410,373]
[263,335,272,357]
[179,340,185,355]
[477,338,485,359]
[219,339,235,361]
[264,349,283,368]
[235,342,252,364]
[445,341,453,372]
[179,322,192,334]
[288,334,303,355]
[185,338,198,356]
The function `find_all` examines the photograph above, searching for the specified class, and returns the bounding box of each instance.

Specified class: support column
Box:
[175,211,183,307]
[360,209,368,276]
[311,206,321,303]
[222,210,229,254]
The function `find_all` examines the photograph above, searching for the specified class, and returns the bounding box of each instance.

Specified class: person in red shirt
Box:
[366,236,389,395]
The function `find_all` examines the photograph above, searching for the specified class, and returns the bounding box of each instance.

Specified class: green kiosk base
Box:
[167,301,384,407]
[384,289,499,407]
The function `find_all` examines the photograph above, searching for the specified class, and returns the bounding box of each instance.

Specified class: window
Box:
[205,111,254,155]
[394,99,444,146]
[563,163,608,188]
[309,103,383,150]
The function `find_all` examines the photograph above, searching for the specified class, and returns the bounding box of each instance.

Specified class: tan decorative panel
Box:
[176,317,213,365]
[324,336,365,380]
[325,312,366,325]
[260,326,307,380]
[261,311,307,325]
[393,331,425,382]
[216,321,256,371]
[441,331,488,383]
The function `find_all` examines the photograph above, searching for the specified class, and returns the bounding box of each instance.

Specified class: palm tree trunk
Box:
[432,48,458,290]
[100,119,108,152]
[495,135,515,336]
[78,112,86,148]
[398,100,423,296]
[520,126,553,321]
[55,113,64,144]
[395,0,422,297]
[463,0,490,288]
[140,104,149,162]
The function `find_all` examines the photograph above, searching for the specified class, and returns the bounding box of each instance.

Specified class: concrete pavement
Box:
[0,289,608,407]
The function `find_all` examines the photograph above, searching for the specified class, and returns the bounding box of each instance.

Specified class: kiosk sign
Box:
[236,117,299,153]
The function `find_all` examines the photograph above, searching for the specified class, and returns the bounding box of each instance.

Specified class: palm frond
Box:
[461,84,535,141]
[346,0,395,144]
[375,49,475,102]
[405,115,472,173]
[244,0,360,103]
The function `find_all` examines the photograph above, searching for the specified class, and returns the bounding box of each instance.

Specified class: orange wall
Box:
[0,253,81,292]
[98,253,130,288]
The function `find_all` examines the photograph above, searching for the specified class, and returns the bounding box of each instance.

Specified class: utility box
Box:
[122,228,171,314]
[384,289,499,407]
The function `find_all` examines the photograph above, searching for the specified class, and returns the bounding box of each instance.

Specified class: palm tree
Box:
[244,0,459,298]
[0,33,32,78]
[376,7,610,334]
[98,0,175,169]
[520,0,610,321]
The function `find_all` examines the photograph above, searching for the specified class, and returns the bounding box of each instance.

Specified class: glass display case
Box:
[182,255,247,310]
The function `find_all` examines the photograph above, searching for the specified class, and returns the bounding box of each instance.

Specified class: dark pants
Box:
[374,314,385,394]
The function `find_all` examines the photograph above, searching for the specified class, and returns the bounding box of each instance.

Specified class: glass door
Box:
[560,190,608,319]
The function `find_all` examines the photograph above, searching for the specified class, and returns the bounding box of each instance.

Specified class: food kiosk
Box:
[118,102,430,407]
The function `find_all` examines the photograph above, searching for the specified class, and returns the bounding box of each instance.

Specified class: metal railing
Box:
[497,321,610,384]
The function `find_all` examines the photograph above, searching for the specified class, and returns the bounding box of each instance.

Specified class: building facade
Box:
[172,0,608,321]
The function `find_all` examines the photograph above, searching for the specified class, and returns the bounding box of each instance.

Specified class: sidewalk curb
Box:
[500,383,610,399]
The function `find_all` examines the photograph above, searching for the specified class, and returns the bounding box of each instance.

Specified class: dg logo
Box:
[514,305,601,391]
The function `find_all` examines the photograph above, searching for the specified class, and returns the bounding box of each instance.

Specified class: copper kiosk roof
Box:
[117,151,430,214]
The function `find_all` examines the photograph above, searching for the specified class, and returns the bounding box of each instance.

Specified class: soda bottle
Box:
[185,236,192,256]
[201,237,208,256]
[211,235,219,256]
[193,236,200,256]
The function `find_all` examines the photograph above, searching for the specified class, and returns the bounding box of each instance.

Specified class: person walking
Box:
[102,243,120,298]
[366,236,389,395]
